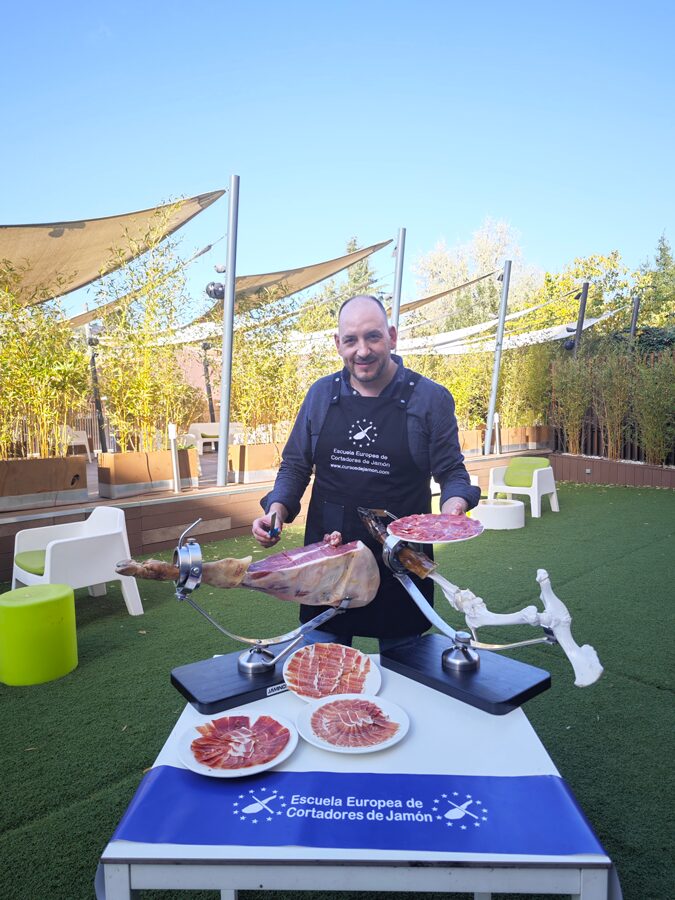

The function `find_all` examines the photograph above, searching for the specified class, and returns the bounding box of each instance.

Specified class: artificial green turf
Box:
[0,483,673,900]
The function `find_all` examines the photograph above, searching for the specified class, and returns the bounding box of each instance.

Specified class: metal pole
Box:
[168,424,181,493]
[483,260,512,456]
[390,227,406,329]
[572,281,589,358]
[216,174,240,487]
[629,292,641,337]
[202,343,216,422]
[85,324,108,453]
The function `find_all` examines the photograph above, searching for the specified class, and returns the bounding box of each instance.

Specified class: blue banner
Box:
[113,766,605,856]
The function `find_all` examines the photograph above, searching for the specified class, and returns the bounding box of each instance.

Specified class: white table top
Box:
[102,658,610,867]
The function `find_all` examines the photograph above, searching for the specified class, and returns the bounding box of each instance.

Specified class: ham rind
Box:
[191,714,290,769]
[310,699,399,748]
[285,643,371,699]
[115,535,380,609]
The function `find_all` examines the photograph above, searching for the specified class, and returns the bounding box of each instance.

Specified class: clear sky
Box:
[3,0,674,314]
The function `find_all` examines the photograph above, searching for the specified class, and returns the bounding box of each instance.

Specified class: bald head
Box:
[338,294,389,328]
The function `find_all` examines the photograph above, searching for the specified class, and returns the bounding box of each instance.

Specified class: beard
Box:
[348,355,389,384]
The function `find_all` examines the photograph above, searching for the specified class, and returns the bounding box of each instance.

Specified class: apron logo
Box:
[348,418,378,447]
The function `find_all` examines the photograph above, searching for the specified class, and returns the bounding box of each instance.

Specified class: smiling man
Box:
[252,294,480,648]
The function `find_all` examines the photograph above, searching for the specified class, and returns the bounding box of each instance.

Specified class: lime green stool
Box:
[0,584,78,686]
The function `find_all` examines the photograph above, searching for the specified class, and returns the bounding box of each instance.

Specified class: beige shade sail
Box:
[391,270,497,317]
[194,238,393,322]
[0,190,225,306]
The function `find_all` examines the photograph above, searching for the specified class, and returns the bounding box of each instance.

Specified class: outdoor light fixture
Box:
[205,281,225,300]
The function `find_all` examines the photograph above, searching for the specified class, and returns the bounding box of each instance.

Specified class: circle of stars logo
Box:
[432,791,489,829]
[348,418,378,447]
[232,787,286,825]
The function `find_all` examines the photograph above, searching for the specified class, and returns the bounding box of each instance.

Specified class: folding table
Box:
[99,661,619,899]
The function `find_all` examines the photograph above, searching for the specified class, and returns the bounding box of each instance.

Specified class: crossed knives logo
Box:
[348,418,378,447]
[232,787,490,829]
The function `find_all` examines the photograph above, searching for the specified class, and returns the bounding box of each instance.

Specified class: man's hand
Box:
[252,503,288,547]
[441,496,469,516]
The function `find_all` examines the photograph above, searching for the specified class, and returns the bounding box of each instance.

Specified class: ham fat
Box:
[116,533,380,608]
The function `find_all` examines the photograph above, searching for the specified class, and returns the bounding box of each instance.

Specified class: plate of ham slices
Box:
[178,712,298,778]
[283,642,381,701]
[388,512,484,544]
[296,694,409,754]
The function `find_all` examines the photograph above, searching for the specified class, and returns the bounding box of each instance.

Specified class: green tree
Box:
[93,204,204,452]
[0,261,89,459]
[412,219,542,332]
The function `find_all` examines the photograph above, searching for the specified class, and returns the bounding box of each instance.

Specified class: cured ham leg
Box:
[116,534,380,608]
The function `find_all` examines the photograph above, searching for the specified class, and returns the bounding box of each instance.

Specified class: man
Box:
[252,294,480,648]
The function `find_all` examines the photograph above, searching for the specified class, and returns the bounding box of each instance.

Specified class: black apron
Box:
[301,368,434,638]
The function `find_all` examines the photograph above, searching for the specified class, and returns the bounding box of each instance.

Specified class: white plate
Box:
[177,713,298,778]
[282,643,381,701]
[388,513,484,544]
[296,693,409,754]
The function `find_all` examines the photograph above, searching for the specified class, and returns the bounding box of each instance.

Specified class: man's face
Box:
[334,298,397,389]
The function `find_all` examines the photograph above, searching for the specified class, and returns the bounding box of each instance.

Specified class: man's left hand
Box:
[441,496,469,516]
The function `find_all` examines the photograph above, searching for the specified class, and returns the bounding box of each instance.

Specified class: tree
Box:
[0,260,89,459]
[93,204,205,452]
[295,237,379,334]
[412,219,543,332]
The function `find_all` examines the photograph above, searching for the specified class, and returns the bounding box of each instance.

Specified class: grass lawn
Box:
[1,483,673,900]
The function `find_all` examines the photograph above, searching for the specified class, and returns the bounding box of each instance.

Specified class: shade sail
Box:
[194,238,392,322]
[0,190,224,306]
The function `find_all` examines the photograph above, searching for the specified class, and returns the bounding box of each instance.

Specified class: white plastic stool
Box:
[470,499,525,530]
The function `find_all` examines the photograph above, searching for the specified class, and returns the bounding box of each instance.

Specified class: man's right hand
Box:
[252,504,287,547]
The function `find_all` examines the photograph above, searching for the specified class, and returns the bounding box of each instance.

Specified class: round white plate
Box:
[177,713,298,778]
[388,513,484,544]
[283,643,381,702]
[296,693,409,754]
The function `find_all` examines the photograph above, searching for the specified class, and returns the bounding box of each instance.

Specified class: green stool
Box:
[0,584,78,686]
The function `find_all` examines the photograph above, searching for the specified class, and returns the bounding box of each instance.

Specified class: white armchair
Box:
[487,457,559,518]
[63,425,92,463]
[187,422,245,455]
[12,506,143,616]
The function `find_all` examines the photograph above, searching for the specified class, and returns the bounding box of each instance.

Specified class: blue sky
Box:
[3,1,674,314]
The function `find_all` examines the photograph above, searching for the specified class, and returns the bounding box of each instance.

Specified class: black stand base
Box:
[171,644,293,715]
[380,633,551,715]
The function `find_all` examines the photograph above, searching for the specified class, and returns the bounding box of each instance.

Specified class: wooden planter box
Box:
[0,457,88,511]
[550,453,675,489]
[458,426,552,457]
[237,443,281,484]
[458,429,485,457]
[98,449,199,499]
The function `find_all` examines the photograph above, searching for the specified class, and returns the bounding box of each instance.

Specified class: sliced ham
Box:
[116,533,380,608]
[191,714,290,769]
[285,643,371,699]
[310,698,399,748]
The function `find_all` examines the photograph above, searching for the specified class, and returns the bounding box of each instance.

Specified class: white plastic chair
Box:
[187,422,245,455]
[487,459,559,518]
[63,425,92,463]
[11,506,143,616]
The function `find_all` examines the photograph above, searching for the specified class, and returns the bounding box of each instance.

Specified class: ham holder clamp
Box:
[118,520,379,713]
[358,507,603,714]
[116,510,603,716]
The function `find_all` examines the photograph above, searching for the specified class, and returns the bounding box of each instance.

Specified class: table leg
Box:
[220,892,237,900]
[474,894,492,900]
[103,864,132,900]
[575,867,609,899]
